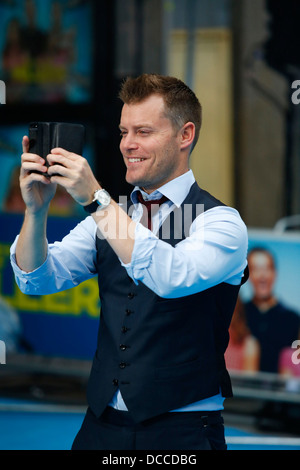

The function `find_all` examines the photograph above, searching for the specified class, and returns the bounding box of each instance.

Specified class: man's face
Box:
[119,94,188,192]
[248,252,276,301]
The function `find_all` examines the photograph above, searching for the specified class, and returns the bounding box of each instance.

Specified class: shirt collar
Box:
[131,169,195,208]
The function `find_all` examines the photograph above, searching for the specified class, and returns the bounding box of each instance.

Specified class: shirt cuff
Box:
[120,223,158,283]
[10,236,52,293]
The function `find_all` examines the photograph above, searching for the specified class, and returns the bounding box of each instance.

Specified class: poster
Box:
[0,0,93,104]
[225,229,300,381]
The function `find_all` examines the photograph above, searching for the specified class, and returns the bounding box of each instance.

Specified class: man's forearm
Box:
[92,200,136,265]
[15,209,48,272]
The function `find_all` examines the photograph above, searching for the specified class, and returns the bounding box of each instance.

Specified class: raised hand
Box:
[47,148,100,206]
[20,136,57,215]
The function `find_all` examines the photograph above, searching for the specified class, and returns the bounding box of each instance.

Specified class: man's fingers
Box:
[21,152,47,176]
[21,152,44,162]
[47,164,69,178]
[21,161,48,176]
[47,153,70,168]
[47,150,85,171]
[21,153,45,166]
[20,168,51,185]
[51,148,80,160]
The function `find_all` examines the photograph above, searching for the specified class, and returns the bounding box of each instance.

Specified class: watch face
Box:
[95,190,110,207]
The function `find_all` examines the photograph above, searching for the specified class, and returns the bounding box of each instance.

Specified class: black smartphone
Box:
[28,122,85,174]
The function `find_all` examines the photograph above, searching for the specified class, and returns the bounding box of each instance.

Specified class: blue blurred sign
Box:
[0,212,99,359]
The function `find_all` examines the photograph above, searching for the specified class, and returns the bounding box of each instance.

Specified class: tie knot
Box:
[137,191,169,229]
[137,191,168,209]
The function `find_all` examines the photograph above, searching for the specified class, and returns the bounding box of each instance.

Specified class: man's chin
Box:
[125,174,139,187]
[125,171,145,188]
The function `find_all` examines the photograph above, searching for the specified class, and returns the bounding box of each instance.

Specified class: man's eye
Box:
[138,130,150,135]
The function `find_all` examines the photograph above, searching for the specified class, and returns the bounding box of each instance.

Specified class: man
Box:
[10,74,248,450]
[245,247,300,373]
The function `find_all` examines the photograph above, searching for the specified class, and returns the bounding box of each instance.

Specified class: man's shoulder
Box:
[185,182,226,211]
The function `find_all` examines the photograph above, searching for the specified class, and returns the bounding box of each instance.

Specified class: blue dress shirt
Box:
[10,170,248,412]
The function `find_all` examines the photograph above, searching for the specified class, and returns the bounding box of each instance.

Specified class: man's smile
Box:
[127,157,146,163]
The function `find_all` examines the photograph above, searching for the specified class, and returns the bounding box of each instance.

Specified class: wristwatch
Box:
[84,188,111,213]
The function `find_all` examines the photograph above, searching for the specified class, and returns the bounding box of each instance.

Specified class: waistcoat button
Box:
[120,344,127,351]
[119,362,127,369]
[128,292,135,299]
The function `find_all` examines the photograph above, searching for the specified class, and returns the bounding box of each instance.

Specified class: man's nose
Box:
[120,132,139,151]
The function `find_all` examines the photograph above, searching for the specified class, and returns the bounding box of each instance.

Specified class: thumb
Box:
[22,135,29,153]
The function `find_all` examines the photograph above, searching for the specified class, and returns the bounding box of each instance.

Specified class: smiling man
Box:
[10,74,248,450]
[119,90,198,191]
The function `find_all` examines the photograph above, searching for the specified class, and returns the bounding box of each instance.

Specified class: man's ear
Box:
[180,122,195,151]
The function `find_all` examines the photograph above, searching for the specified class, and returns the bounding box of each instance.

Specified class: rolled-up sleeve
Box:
[10,216,98,295]
[121,206,248,298]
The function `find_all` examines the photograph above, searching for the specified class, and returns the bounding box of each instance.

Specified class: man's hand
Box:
[20,136,57,214]
[47,148,100,205]
[16,136,57,272]
[48,148,136,264]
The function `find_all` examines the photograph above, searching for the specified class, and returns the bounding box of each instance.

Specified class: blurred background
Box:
[0,0,300,450]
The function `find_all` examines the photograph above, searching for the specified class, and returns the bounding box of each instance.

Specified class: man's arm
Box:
[15,136,57,272]
[15,140,135,278]
[11,216,98,295]
[122,206,248,298]
[46,148,247,298]
[48,148,136,265]
[16,209,48,272]
[90,199,136,264]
